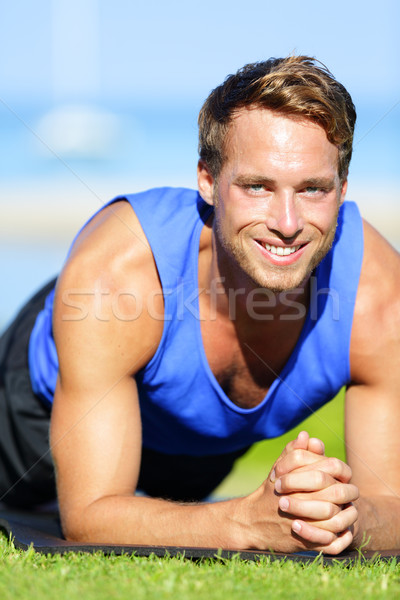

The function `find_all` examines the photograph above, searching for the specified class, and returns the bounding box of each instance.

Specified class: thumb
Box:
[269,431,310,482]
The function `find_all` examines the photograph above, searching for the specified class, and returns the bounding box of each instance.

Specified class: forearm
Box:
[62,494,257,549]
[352,495,400,550]
[59,433,358,554]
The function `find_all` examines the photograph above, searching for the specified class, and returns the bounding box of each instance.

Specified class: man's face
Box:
[198,107,347,293]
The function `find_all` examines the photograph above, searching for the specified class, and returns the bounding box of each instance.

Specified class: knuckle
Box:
[343,464,353,482]
[332,483,345,503]
[326,456,339,473]
[305,525,335,545]
[285,440,294,453]
[323,457,352,483]
[323,530,336,545]
[350,484,360,501]
[350,504,358,519]
[330,531,353,555]
[345,505,358,525]
[278,474,289,491]
[332,505,358,533]
[327,502,339,519]
[292,449,306,467]
[315,470,327,488]
[325,538,342,555]
[332,513,347,533]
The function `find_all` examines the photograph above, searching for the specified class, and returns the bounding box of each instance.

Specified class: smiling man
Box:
[198,108,345,293]
[1,56,400,555]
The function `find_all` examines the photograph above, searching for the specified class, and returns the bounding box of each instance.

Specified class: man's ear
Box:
[197,160,215,206]
[339,179,348,205]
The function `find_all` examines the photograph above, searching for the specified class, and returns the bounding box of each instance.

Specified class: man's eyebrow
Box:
[232,175,336,188]
[299,177,336,189]
[233,175,276,186]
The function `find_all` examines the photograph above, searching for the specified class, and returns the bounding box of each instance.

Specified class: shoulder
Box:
[67,199,153,270]
[61,200,161,311]
[350,218,400,384]
[53,200,164,376]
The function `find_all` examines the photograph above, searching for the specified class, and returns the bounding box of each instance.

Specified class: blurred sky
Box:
[0,0,399,326]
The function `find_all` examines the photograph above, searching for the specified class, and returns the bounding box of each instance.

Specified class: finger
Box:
[318,529,354,555]
[308,437,325,456]
[280,431,310,459]
[270,432,326,482]
[274,451,339,480]
[310,504,358,534]
[293,523,354,555]
[278,456,352,483]
[288,483,359,506]
[314,457,352,483]
[279,499,358,533]
[291,519,337,546]
[270,432,310,481]
[278,497,341,521]
[275,470,336,494]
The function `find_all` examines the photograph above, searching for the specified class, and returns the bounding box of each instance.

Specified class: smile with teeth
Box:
[263,242,302,256]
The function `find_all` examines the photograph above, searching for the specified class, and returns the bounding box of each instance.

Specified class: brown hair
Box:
[198,56,356,181]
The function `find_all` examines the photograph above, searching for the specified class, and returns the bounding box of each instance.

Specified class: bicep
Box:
[50,288,151,526]
[50,267,160,527]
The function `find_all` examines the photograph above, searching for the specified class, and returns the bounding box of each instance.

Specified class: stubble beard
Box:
[214,211,340,294]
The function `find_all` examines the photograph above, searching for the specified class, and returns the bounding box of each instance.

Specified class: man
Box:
[1,56,400,555]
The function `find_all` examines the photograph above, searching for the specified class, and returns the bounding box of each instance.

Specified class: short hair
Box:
[198,56,357,181]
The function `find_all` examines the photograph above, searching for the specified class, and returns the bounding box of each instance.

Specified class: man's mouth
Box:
[253,239,309,265]
[262,242,302,256]
[257,239,308,255]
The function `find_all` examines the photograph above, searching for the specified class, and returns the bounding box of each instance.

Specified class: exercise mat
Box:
[0,509,398,564]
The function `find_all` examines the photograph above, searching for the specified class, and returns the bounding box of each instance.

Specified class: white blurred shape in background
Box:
[36,105,121,159]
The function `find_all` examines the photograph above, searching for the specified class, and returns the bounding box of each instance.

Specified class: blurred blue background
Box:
[1,0,399,329]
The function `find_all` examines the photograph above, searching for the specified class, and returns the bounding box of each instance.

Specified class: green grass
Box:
[3,389,394,600]
[2,535,400,600]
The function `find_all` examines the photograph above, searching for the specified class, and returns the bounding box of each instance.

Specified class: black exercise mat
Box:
[0,509,398,564]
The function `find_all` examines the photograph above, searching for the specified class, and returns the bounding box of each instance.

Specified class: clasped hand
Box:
[269,431,359,554]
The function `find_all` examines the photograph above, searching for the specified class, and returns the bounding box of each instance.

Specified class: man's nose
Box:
[265,192,304,239]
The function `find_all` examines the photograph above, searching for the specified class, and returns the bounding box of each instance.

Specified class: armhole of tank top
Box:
[344,201,364,384]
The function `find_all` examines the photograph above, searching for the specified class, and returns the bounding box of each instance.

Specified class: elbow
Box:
[60,504,100,543]
[61,514,89,543]
[60,495,125,543]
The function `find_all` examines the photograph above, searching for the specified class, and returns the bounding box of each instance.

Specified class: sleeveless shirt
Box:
[28,187,364,455]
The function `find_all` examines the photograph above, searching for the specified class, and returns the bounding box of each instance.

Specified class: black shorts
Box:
[0,278,57,507]
[0,281,249,508]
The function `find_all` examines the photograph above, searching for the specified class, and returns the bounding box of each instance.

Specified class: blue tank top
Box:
[29,187,364,456]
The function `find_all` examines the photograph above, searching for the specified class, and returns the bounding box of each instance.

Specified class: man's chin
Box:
[247,268,311,295]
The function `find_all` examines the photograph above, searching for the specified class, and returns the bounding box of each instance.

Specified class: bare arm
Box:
[48,201,259,549]
[345,220,400,549]
[50,201,243,547]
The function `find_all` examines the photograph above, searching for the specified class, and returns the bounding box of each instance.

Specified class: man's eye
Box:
[304,187,320,194]
[248,184,265,192]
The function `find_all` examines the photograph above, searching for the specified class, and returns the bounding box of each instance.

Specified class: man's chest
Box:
[200,316,304,410]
